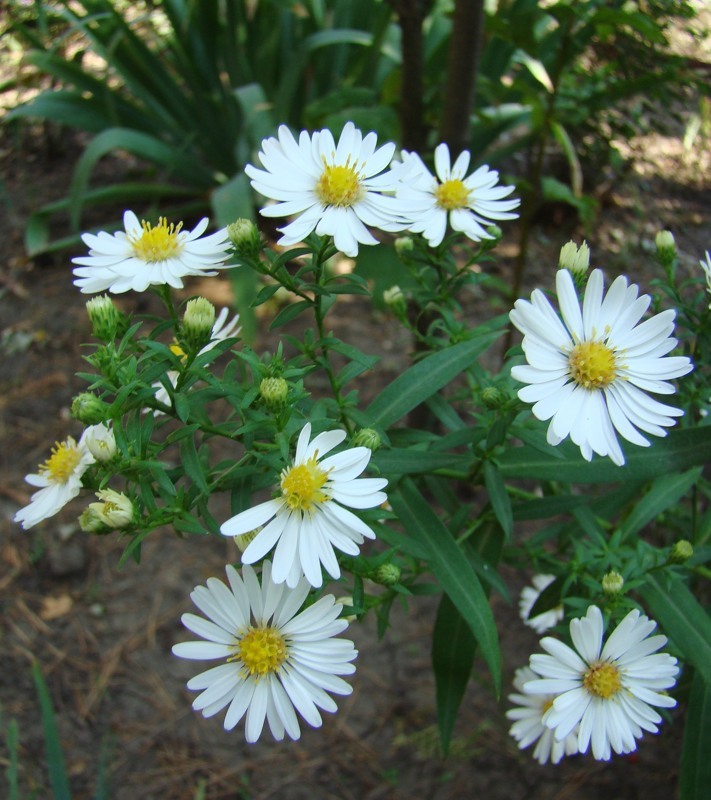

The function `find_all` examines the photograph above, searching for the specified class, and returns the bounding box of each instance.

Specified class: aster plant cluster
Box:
[14,121,711,785]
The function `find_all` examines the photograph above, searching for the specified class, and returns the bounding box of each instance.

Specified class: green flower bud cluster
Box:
[259,377,289,410]
[71,393,111,425]
[372,562,401,586]
[86,295,126,341]
[181,297,216,353]
[353,428,381,451]
[228,218,262,258]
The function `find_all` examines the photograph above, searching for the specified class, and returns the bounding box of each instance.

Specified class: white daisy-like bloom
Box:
[509,268,693,466]
[82,422,117,462]
[172,561,357,743]
[392,143,520,246]
[152,307,241,410]
[507,666,579,765]
[519,574,565,634]
[15,434,95,529]
[525,605,679,761]
[245,121,404,257]
[220,422,388,588]
[72,210,233,294]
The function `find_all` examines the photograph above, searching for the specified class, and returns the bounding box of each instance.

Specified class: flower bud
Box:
[486,224,503,241]
[655,230,676,267]
[601,571,624,596]
[259,377,289,410]
[86,294,121,341]
[335,596,358,623]
[394,236,414,257]
[181,297,216,352]
[83,423,117,462]
[227,218,261,257]
[383,285,406,315]
[670,539,693,564]
[79,506,109,534]
[234,527,261,553]
[89,489,134,529]
[559,240,590,279]
[481,386,506,409]
[372,563,401,586]
[353,428,381,451]
[72,393,111,425]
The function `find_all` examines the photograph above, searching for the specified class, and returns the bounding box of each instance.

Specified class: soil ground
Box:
[1,24,710,800]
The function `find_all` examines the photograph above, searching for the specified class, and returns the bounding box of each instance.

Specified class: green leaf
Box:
[390,479,501,695]
[32,662,71,800]
[366,333,501,428]
[483,461,513,539]
[680,670,711,800]
[432,594,476,755]
[499,427,711,484]
[373,449,471,475]
[179,436,210,495]
[639,573,711,686]
[618,467,702,541]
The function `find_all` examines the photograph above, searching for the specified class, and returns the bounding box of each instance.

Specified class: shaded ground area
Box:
[1,95,709,799]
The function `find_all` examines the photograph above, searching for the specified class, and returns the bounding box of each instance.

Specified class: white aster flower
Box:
[245,121,403,257]
[519,574,564,634]
[88,488,134,528]
[152,307,241,410]
[507,666,579,765]
[83,422,117,462]
[220,422,388,588]
[525,605,679,761]
[393,143,520,247]
[15,434,95,529]
[509,268,693,466]
[72,211,233,294]
[172,561,357,743]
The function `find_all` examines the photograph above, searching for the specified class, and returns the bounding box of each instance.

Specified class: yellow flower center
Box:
[280,457,329,512]
[40,439,82,483]
[236,627,287,677]
[130,217,183,263]
[583,661,622,699]
[315,161,363,207]
[542,698,555,714]
[434,178,470,210]
[568,340,618,389]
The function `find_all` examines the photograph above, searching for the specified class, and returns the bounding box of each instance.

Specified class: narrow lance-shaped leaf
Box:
[499,427,711,484]
[432,593,476,755]
[679,670,711,800]
[638,572,711,687]
[618,467,701,541]
[366,332,501,428]
[389,479,501,695]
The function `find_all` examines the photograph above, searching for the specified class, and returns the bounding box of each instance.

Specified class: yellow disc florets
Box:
[315,160,363,207]
[40,439,82,483]
[236,626,287,677]
[280,457,330,512]
[130,217,183,263]
[434,178,470,210]
[583,661,622,699]
[568,340,618,390]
